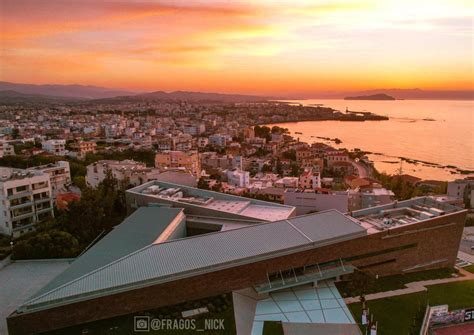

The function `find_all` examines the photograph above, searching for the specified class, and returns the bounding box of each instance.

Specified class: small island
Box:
[344,93,396,100]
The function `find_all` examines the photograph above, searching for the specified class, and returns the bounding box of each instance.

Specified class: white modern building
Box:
[447,178,474,208]
[0,167,54,237]
[0,141,15,158]
[27,161,71,196]
[226,169,250,188]
[42,139,66,156]
[86,160,162,189]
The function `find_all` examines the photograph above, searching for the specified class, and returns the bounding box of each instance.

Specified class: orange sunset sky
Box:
[1,0,473,95]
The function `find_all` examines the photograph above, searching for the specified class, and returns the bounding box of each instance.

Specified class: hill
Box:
[344,93,396,100]
[0,81,137,99]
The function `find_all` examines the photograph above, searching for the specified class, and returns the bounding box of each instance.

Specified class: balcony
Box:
[36,207,53,215]
[8,191,32,200]
[10,201,34,210]
[254,262,356,294]
[11,211,35,221]
[34,197,52,205]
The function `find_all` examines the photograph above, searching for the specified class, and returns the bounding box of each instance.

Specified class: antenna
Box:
[398,160,403,175]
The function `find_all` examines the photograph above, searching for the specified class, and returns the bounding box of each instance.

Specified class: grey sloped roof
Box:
[29,207,184,301]
[21,210,366,312]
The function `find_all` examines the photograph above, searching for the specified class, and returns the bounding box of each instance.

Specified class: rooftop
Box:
[19,209,365,313]
[0,167,45,182]
[351,197,463,233]
[29,207,185,301]
[129,181,296,221]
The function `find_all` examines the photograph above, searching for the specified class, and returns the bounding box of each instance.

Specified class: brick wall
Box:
[7,211,466,335]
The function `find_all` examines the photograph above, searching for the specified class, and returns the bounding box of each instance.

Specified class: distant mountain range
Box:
[344,93,396,101]
[0,81,136,99]
[0,81,472,103]
[0,81,271,103]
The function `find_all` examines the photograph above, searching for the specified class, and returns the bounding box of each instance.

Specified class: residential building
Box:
[27,161,71,196]
[299,167,321,189]
[42,139,66,156]
[275,176,299,188]
[0,167,54,237]
[0,141,15,158]
[209,134,231,147]
[226,169,250,188]
[348,187,395,211]
[86,160,161,189]
[447,178,474,208]
[155,151,201,178]
[325,151,350,167]
[69,141,97,159]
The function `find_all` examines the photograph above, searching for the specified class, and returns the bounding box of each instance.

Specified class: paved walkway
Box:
[0,260,71,335]
[458,250,474,264]
[344,268,474,304]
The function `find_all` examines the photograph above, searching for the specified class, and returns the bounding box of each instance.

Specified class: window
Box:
[16,185,27,192]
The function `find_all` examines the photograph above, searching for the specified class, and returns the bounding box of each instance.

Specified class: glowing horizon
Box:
[1,0,473,95]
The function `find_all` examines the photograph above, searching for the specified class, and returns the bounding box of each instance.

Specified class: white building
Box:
[86,160,162,189]
[284,189,348,215]
[27,161,71,196]
[348,187,395,211]
[0,167,54,237]
[0,141,15,158]
[447,178,474,208]
[209,134,232,147]
[299,167,321,189]
[183,124,205,136]
[42,139,66,156]
[226,169,250,188]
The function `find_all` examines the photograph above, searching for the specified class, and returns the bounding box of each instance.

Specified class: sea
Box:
[267,99,474,181]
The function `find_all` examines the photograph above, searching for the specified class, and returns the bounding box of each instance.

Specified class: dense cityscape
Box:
[1,0,473,334]
[0,94,473,334]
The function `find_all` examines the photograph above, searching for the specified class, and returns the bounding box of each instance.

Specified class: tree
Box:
[12,230,80,260]
[197,177,210,190]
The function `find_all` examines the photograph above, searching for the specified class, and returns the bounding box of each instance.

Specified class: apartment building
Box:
[155,150,201,178]
[226,169,250,188]
[69,141,97,159]
[0,141,15,158]
[86,160,161,189]
[42,139,66,156]
[27,161,71,196]
[0,167,54,237]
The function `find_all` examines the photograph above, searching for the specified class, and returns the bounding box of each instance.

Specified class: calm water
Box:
[269,99,474,181]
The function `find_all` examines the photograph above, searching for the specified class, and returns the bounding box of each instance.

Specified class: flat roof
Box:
[351,196,464,233]
[128,180,296,221]
[19,209,365,313]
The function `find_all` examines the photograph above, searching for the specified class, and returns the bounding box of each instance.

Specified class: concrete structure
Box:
[126,180,296,221]
[6,196,467,334]
[299,167,321,189]
[41,139,66,156]
[0,141,15,158]
[284,188,349,215]
[69,141,97,159]
[226,169,250,188]
[209,134,232,147]
[348,187,395,211]
[155,150,201,178]
[26,161,71,196]
[447,178,474,209]
[0,167,54,237]
[86,160,161,189]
